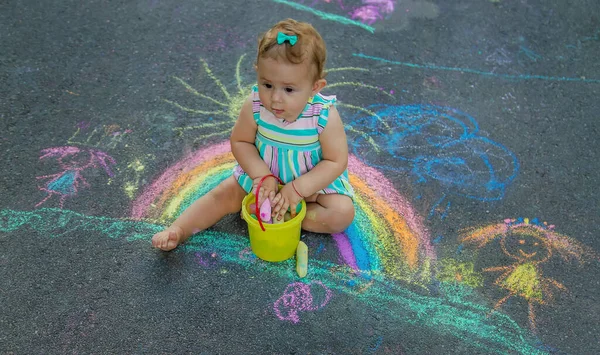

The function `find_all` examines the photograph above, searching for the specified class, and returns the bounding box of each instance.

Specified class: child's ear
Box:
[312,79,327,95]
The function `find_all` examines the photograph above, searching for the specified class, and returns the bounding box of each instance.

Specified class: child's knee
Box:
[212,177,245,213]
[329,199,355,233]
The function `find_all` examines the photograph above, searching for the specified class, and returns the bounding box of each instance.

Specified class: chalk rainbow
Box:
[132,141,435,282]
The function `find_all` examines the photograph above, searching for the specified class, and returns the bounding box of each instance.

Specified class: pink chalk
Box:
[260,198,272,223]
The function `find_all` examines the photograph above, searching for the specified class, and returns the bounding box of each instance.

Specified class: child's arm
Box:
[230,96,278,202]
[292,105,348,197]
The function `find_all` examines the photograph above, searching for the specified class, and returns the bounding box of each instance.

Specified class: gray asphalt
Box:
[1,0,599,354]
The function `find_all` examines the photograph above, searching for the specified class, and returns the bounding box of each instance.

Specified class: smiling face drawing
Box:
[500,227,551,263]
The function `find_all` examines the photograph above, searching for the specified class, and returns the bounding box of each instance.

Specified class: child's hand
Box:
[252,175,278,207]
[151,226,183,251]
[271,183,303,221]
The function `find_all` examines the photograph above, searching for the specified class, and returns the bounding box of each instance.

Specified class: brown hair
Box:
[256,19,327,82]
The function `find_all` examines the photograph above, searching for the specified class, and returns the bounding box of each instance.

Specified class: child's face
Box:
[256,56,325,123]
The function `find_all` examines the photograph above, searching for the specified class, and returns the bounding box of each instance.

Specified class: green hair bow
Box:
[277,32,298,46]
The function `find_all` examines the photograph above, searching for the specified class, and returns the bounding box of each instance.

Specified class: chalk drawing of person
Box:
[461,218,598,331]
[36,146,116,208]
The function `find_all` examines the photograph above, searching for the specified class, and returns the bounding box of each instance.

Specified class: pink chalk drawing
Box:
[350,0,395,25]
[273,281,333,323]
[35,146,116,208]
[350,5,382,24]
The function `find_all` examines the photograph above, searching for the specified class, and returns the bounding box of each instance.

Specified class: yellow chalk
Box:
[296,241,308,278]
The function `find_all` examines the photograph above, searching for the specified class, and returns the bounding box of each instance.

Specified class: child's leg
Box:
[301,194,355,234]
[151,175,247,250]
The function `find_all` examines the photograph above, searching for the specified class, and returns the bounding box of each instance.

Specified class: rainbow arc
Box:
[132,141,435,283]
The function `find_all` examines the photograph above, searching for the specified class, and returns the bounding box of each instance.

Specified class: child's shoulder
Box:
[313,91,336,104]
[309,91,337,114]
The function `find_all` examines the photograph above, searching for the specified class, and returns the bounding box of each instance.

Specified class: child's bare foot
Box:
[151,226,183,251]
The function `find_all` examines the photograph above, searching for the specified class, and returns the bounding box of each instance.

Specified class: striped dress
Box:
[233,85,354,198]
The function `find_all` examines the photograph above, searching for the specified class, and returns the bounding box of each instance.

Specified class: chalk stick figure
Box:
[461,218,598,331]
[36,146,116,208]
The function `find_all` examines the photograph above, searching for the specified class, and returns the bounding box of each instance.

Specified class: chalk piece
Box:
[296,241,308,278]
[259,199,271,222]
[250,214,257,220]
[283,212,292,222]
[273,215,285,224]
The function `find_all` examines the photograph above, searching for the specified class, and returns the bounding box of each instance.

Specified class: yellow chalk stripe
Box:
[325,67,369,73]
[235,54,247,94]
[326,82,394,98]
[171,76,228,106]
[200,58,231,100]
[163,99,228,116]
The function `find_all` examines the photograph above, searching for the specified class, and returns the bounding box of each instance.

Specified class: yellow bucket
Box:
[241,192,306,262]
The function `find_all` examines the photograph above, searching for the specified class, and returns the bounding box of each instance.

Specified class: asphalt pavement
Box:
[1,0,599,353]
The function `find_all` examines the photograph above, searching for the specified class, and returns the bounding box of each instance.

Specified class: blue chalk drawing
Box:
[346,104,519,216]
[518,46,542,63]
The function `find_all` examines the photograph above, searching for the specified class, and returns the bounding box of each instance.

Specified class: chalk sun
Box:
[165,54,393,144]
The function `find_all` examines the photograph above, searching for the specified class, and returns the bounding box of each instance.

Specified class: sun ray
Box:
[337,103,380,118]
[236,53,248,94]
[170,77,228,107]
[345,126,382,153]
[173,121,235,133]
[163,99,228,116]
[192,129,233,143]
[200,58,231,100]
[327,82,395,99]
[337,102,390,131]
